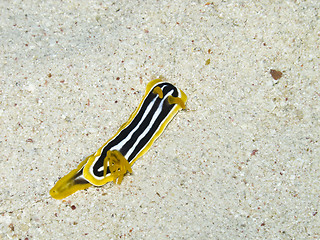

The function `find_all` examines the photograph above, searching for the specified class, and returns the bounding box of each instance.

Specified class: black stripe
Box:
[92,82,179,177]
[128,96,174,161]
[121,96,161,160]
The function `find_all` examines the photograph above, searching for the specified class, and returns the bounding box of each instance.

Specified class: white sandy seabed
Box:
[0,1,319,239]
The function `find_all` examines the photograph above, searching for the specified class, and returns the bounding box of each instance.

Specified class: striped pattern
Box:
[50,79,187,199]
[90,83,178,179]
[84,80,187,185]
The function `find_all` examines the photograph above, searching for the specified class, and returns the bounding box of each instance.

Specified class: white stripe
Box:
[89,85,177,179]
[111,96,157,151]
[125,90,174,159]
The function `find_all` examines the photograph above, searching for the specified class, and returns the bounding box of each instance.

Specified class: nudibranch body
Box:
[50,79,187,199]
